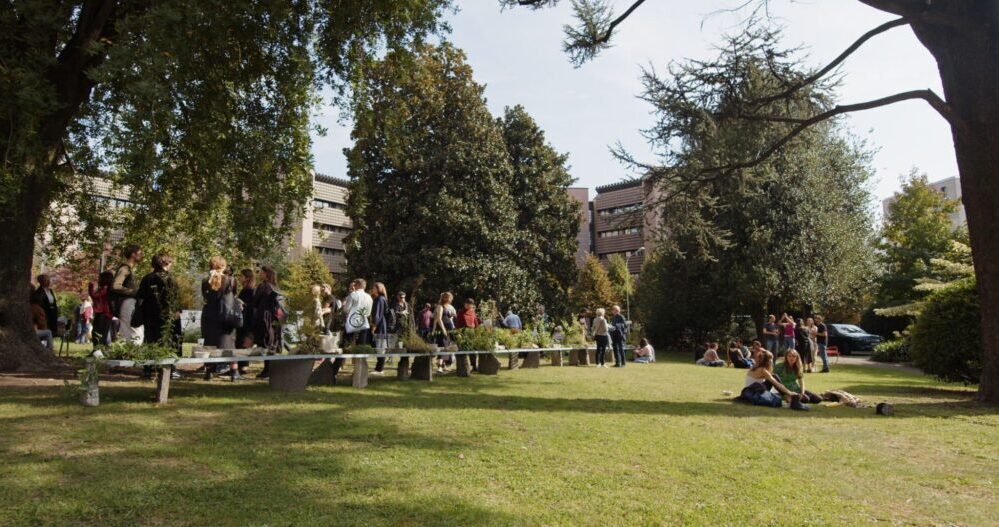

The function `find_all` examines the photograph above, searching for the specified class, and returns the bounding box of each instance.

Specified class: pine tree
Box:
[571,255,616,313]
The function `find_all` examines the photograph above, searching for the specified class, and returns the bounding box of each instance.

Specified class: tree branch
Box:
[713,89,961,175]
[750,17,910,107]
[597,0,647,44]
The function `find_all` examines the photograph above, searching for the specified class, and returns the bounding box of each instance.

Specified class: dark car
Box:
[828,324,882,355]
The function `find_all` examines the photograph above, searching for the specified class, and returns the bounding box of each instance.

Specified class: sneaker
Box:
[820,368,830,373]
[170,370,182,380]
[437,367,444,373]
[372,370,384,376]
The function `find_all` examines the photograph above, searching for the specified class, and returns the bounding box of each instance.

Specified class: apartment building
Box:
[590,179,651,274]
[290,173,353,276]
[567,187,591,268]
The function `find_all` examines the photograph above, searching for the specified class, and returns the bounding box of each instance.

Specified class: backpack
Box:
[271,289,289,324]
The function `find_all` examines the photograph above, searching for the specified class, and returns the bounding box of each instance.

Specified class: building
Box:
[589,179,654,274]
[882,176,967,230]
[291,173,353,275]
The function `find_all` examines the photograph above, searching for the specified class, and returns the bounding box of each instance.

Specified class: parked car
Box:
[828,324,882,355]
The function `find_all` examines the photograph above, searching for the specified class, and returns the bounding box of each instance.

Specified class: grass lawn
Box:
[1,355,996,526]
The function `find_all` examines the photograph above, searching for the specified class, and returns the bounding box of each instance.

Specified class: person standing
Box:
[503,308,522,331]
[112,245,143,343]
[201,256,239,380]
[762,314,779,355]
[590,308,610,368]
[330,279,373,383]
[137,253,180,379]
[417,303,434,342]
[814,315,830,373]
[434,292,456,373]
[795,317,813,373]
[88,271,116,348]
[78,295,94,344]
[320,283,339,335]
[370,282,389,375]
[608,305,628,367]
[456,298,480,371]
[779,313,796,356]
[252,266,281,379]
[389,291,410,336]
[33,274,59,338]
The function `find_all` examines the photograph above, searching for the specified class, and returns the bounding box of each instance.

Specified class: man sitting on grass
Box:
[696,342,725,367]
[727,341,754,369]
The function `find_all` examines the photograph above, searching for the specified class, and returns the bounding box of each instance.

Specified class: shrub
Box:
[909,278,981,384]
[182,326,202,344]
[454,326,496,352]
[402,329,435,354]
[871,339,911,363]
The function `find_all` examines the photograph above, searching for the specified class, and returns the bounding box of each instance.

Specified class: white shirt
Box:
[343,289,373,334]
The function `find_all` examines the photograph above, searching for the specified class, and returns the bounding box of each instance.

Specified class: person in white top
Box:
[633,338,655,363]
[329,278,373,383]
[696,343,725,367]
[589,308,610,368]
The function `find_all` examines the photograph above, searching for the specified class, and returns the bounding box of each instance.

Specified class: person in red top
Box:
[88,271,116,348]
[456,298,480,371]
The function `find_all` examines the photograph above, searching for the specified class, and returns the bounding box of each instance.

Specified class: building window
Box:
[598,227,641,238]
[313,198,345,210]
[313,222,351,235]
[597,204,642,217]
[317,247,346,256]
[599,250,640,260]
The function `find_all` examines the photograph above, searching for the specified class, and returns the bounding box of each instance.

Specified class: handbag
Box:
[219,281,244,330]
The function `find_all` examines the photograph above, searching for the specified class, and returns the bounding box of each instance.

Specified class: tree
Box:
[505,0,999,400]
[631,25,878,340]
[605,254,633,306]
[344,44,540,312]
[571,255,616,314]
[878,171,961,306]
[0,1,452,371]
[498,105,581,318]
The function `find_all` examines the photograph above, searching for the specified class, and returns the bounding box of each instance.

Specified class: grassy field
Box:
[0,355,996,526]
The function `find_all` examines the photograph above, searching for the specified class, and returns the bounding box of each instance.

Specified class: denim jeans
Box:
[595,335,609,365]
[611,334,626,366]
[765,338,778,355]
[818,343,829,371]
[783,337,796,355]
[746,388,782,407]
[36,329,54,351]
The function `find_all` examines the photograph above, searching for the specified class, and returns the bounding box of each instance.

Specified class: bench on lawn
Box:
[91,346,627,405]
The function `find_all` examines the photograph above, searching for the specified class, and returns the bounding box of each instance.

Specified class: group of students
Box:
[761,313,831,373]
[579,305,635,367]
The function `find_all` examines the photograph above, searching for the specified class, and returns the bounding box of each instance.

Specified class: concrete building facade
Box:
[590,179,652,274]
[291,173,353,276]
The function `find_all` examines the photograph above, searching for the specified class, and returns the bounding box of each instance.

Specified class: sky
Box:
[310,1,958,212]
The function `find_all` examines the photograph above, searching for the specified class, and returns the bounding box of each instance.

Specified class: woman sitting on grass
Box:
[741,350,809,411]
[775,349,822,404]
[727,341,754,369]
[696,342,725,367]
[633,338,655,363]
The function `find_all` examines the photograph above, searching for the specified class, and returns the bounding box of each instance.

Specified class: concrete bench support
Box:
[479,353,502,375]
[308,359,336,386]
[396,357,411,380]
[522,351,540,369]
[456,354,471,377]
[352,358,368,388]
[411,356,434,381]
[155,367,171,404]
[269,359,315,392]
[551,350,563,367]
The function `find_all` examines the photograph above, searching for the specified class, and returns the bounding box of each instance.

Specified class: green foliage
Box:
[632,24,878,343]
[103,341,177,362]
[284,250,335,321]
[571,255,616,313]
[493,328,523,349]
[561,320,590,348]
[402,328,436,354]
[56,291,82,321]
[348,344,375,355]
[871,339,912,363]
[605,254,633,305]
[454,327,497,352]
[909,278,981,384]
[346,44,574,316]
[182,326,203,344]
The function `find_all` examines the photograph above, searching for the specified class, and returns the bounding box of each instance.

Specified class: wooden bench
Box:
[95,346,606,404]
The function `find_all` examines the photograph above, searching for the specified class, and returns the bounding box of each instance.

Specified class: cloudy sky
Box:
[311,1,957,212]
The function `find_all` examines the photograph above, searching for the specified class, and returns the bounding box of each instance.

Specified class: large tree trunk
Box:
[0,190,60,371]
[911,9,999,402]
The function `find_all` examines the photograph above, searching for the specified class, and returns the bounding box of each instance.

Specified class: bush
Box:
[182,327,202,344]
[871,339,911,363]
[454,326,496,352]
[909,278,981,384]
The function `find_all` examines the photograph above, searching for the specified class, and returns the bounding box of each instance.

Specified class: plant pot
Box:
[268,359,315,392]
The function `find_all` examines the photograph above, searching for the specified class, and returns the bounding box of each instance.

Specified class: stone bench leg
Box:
[308,359,336,386]
[568,349,579,366]
[479,353,501,375]
[155,366,171,404]
[507,354,520,370]
[522,351,540,369]
[551,350,563,367]
[456,355,471,377]
[584,350,594,365]
[80,360,100,407]
[397,356,411,380]
[352,357,369,388]
[411,356,434,381]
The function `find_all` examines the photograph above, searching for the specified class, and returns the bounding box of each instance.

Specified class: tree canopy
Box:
[344,44,577,314]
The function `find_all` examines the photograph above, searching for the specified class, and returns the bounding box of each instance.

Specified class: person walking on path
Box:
[608,305,628,367]
[112,245,143,343]
[590,308,610,368]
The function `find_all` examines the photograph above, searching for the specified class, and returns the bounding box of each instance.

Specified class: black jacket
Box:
[33,287,59,334]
